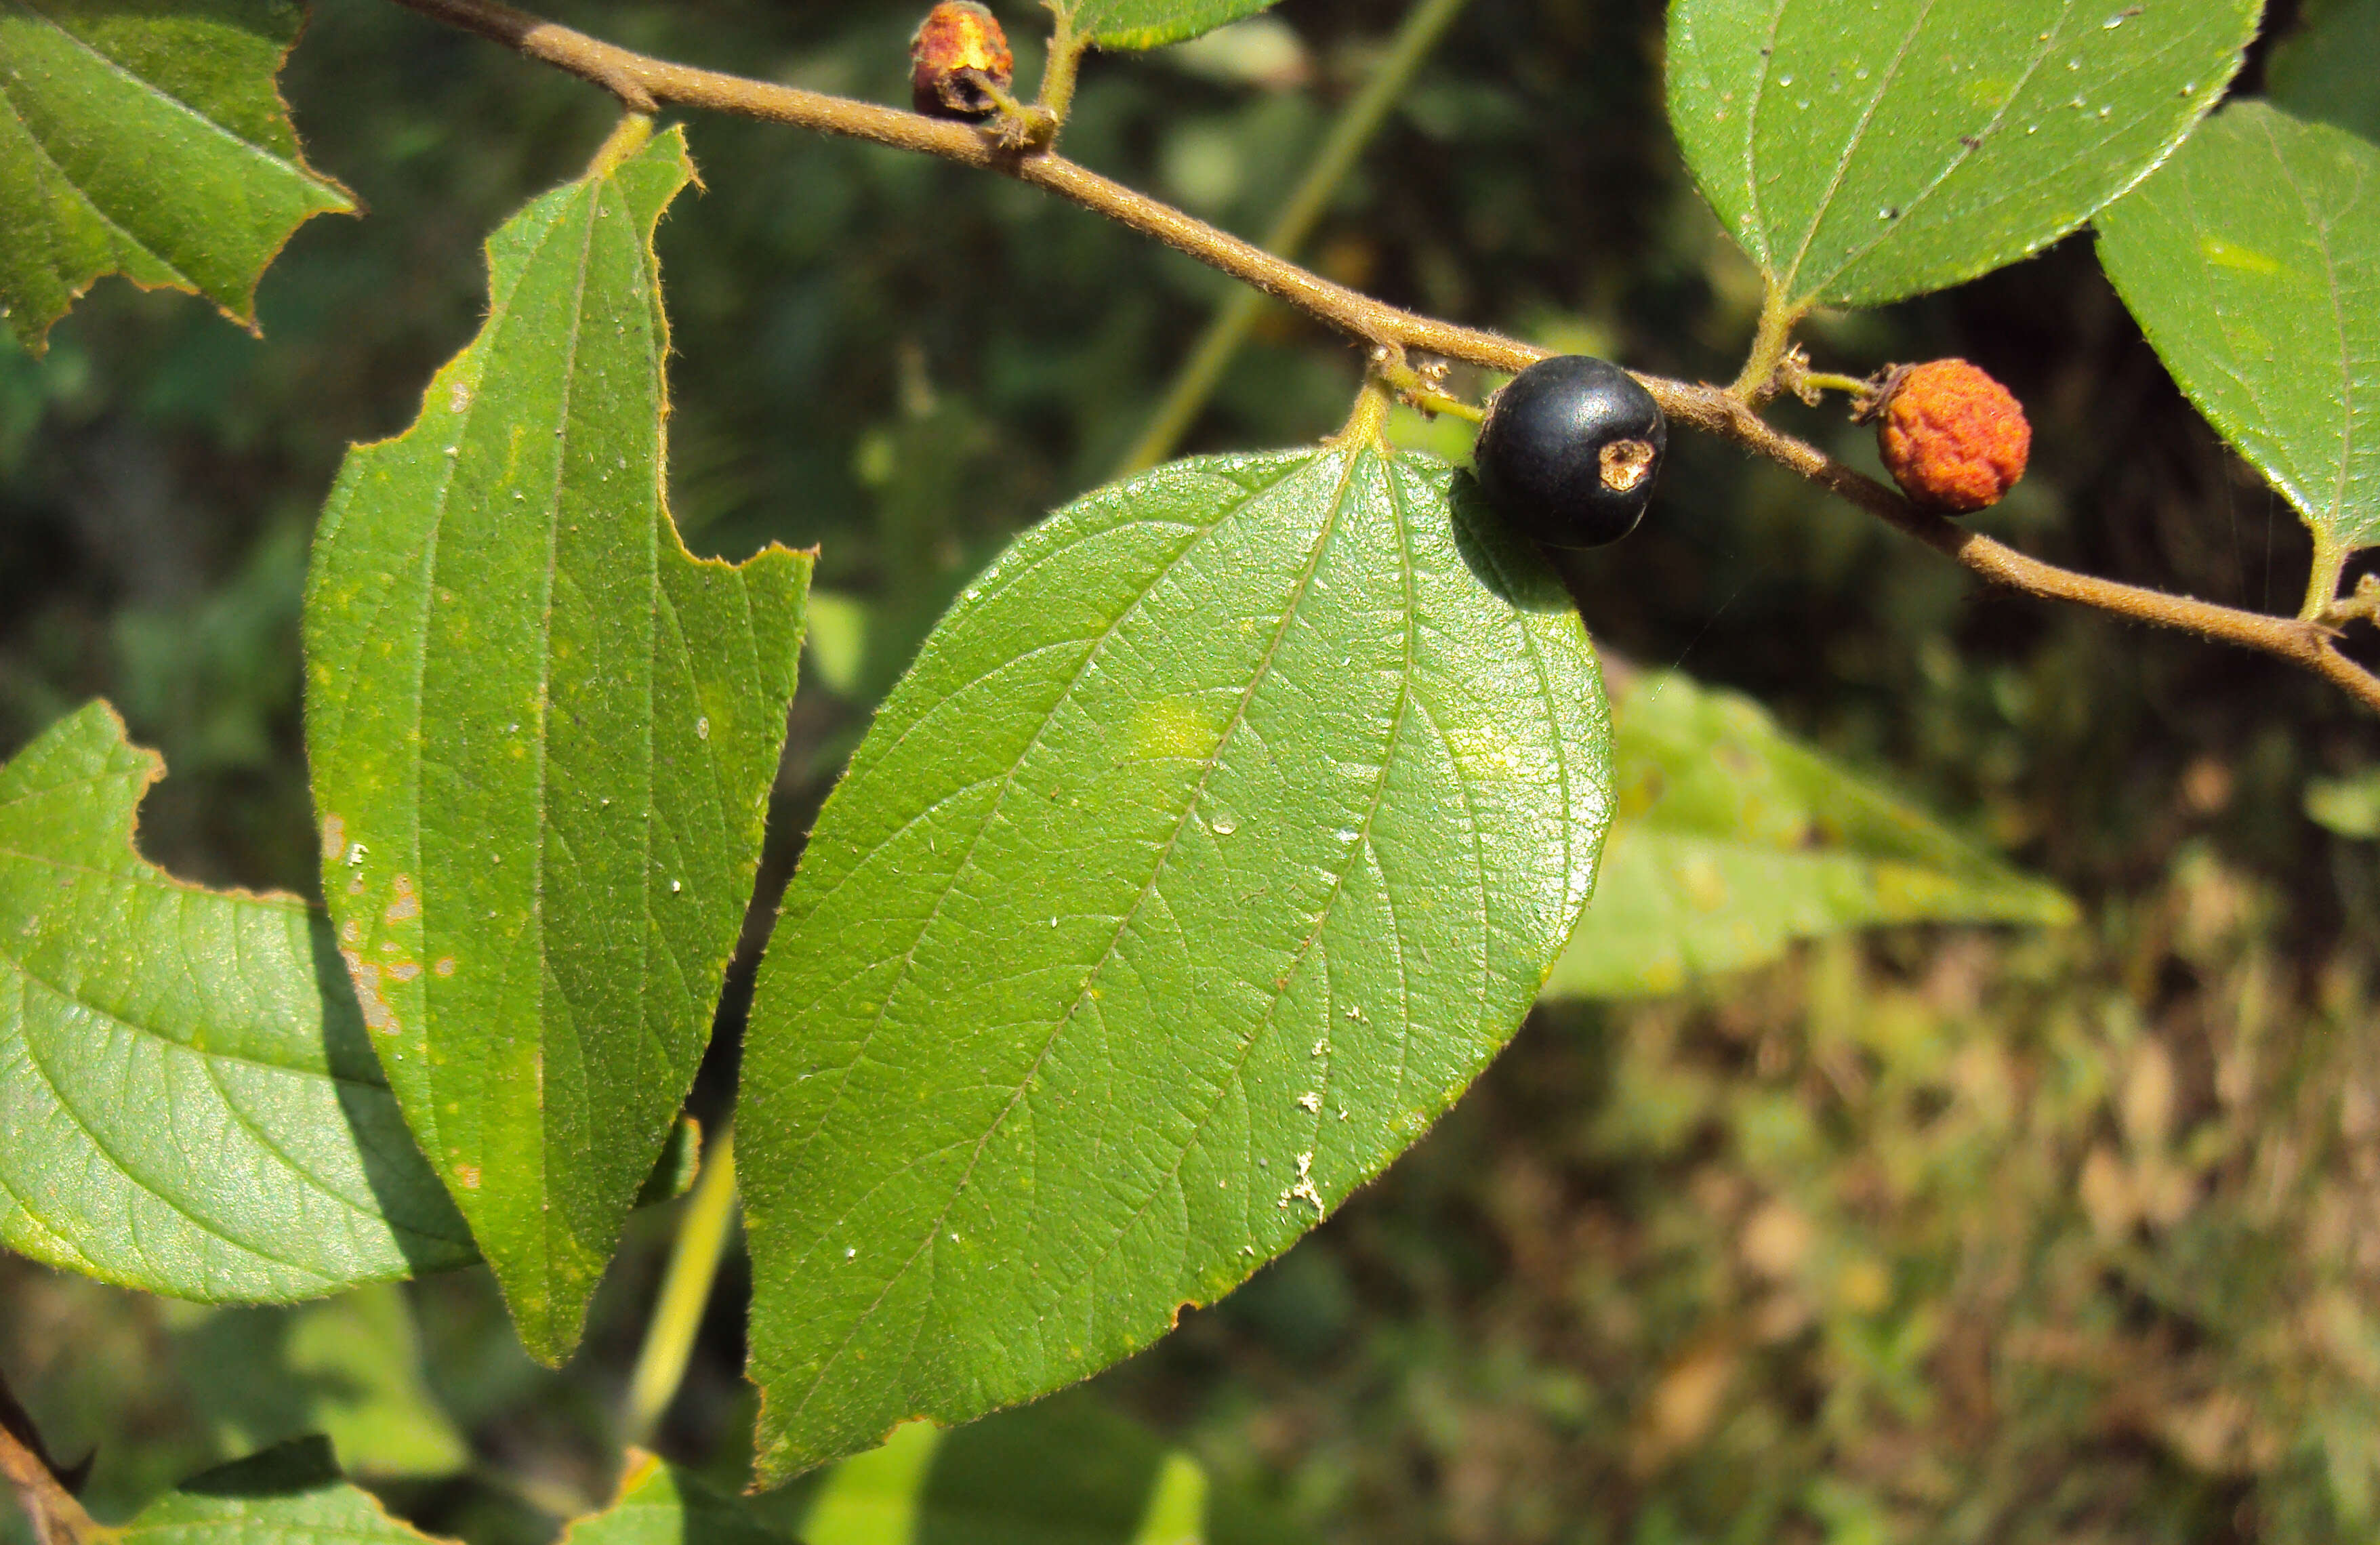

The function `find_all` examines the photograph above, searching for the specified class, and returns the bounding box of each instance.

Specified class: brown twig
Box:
[382,0,2380,714]
[0,1418,98,1545]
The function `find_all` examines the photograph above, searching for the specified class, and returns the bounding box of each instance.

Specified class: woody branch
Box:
[382,0,2380,715]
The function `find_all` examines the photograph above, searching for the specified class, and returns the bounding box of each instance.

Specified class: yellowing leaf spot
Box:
[2201,236,2284,276]
[340,948,401,1035]
[386,874,420,923]
[1129,695,1227,762]
[321,814,348,863]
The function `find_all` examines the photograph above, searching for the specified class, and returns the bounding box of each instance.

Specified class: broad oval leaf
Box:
[2268,0,2380,145]
[304,126,811,1363]
[0,703,472,1302]
[1543,672,2074,1000]
[118,1438,433,1545]
[740,447,1611,1481]
[2097,102,2380,557]
[1666,0,2256,309]
[1062,0,1284,52]
[0,0,354,355]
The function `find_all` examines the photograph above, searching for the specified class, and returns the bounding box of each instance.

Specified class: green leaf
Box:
[0,703,473,1302]
[740,446,1611,1481]
[2269,0,2380,145]
[562,1456,783,1545]
[1542,672,2074,1000]
[2307,769,2380,839]
[174,1286,469,1480]
[1061,0,1286,52]
[1666,0,2256,309]
[567,1395,1306,1545]
[632,1115,703,1210]
[2096,102,2380,558]
[0,0,354,355]
[302,125,812,1364]
[117,1437,432,1545]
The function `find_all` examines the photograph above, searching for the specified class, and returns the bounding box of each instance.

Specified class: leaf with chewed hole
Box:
[303,125,811,1364]
[1542,672,2074,1000]
[0,702,472,1302]
[739,447,1610,1481]
[1666,0,2256,308]
[2097,102,2380,565]
[0,0,354,355]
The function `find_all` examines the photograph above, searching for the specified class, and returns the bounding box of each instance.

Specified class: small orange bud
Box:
[1872,358,2031,514]
[911,1,1014,121]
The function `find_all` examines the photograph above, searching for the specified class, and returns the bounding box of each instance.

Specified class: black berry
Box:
[1472,355,1667,549]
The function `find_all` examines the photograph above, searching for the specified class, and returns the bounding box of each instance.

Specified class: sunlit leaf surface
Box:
[304,127,811,1363]
[0,0,352,354]
[2098,102,2380,558]
[1062,0,1285,51]
[1666,0,2255,308]
[741,446,1610,1479]
[0,703,471,1302]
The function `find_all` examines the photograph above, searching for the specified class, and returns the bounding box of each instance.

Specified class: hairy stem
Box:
[380,0,2380,715]
[1121,0,1477,473]
[1732,289,1807,400]
[620,1126,741,1451]
[1035,4,1086,125]
[0,1422,97,1545]
[2303,533,2350,623]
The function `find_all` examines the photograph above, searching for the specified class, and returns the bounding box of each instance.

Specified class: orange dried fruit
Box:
[911,1,1015,121]
[1870,358,2031,514]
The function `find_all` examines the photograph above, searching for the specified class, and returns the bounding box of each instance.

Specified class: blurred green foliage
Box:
[7,0,2380,1542]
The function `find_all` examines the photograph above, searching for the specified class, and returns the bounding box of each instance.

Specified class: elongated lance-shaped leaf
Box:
[117,1438,434,1545]
[0,0,354,356]
[304,125,811,1364]
[1666,0,2256,310]
[0,703,472,1302]
[1059,0,1284,51]
[740,446,1611,1481]
[1543,672,2074,1000]
[2097,102,2380,561]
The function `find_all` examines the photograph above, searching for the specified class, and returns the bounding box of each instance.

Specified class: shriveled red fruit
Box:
[1872,358,2031,514]
[911,1,1014,121]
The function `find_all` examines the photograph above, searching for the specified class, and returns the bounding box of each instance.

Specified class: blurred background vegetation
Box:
[7,0,2380,1540]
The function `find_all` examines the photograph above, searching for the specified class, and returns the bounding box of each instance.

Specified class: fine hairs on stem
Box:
[384,0,2380,715]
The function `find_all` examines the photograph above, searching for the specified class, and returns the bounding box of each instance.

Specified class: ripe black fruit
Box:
[1473,355,1667,549]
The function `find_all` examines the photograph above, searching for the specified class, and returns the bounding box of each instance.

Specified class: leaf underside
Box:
[1666,0,2257,308]
[2097,101,2380,556]
[0,0,354,354]
[303,127,811,1363]
[1065,0,1285,51]
[739,446,1612,1482]
[1544,672,2076,1000]
[0,703,472,1302]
